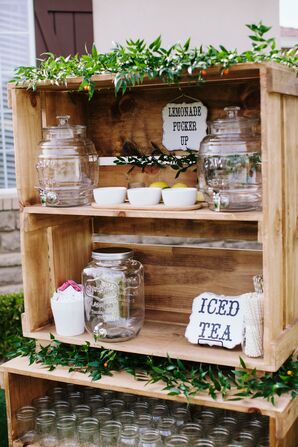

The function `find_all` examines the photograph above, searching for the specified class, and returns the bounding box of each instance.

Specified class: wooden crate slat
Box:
[22,320,272,370]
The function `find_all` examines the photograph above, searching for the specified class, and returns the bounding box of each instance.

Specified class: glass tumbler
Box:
[138,429,163,447]
[16,405,38,444]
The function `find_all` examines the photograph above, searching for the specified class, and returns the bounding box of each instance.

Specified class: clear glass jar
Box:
[77,418,100,447]
[16,405,38,444]
[151,404,169,426]
[32,395,54,411]
[100,420,122,446]
[179,422,203,442]
[36,411,58,447]
[138,429,163,447]
[92,407,113,425]
[164,434,190,446]
[56,415,79,447]
[73,404,91,422]
[52,400,71,417]
[135,414,153,433]
[198,106,261,212]
[47,386,66,402]
[119,425,139,446]
[36,115,98,207]
[83,247,144,342]
[208,426,231,446]
[86,393,105,411]
[171,408,190,427]
[157,417,176,441]
[109,399,126,417]
[117,410,137,425]
[132,402,150,415]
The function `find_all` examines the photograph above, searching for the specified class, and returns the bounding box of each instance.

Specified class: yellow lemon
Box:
[197,191,205,202]
[149,181,169,189]
[172,182,188,188]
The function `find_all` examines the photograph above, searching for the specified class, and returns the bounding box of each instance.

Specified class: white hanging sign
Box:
[162,101,207,151]
[185,292,245,349]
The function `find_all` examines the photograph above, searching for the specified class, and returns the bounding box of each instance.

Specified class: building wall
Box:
[92,0,280,52]
[0,190,22,295]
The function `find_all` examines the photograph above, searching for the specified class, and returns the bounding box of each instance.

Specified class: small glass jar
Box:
[32,395,54,411]
[36,411,58,447]
[68,391,84,408]
[208,426,231,446]
[164,434,190,446]
[198,106,261,212]
[47,386,66,402]
[179,423,203,442]
[100,420,122,446]
[16,406,38,444]
[192,440,215,447]
[56,415,79,447]
[171,408,190,427]
[232,431,256,447]
[92,407,113,425]
[138,429,163,447]
[73,404,91,423]
[83,248,144,342]
[108,399,126,417]
[52,400,71,417]
[86,394,105,411]
[151,404,169,426]
[119,425,139,446]
[157,417,176,441]
[135,414,153,433]
[77,418,100,447]
[117,410,137,425]
[132,402,150,415]
[36,115,98,207]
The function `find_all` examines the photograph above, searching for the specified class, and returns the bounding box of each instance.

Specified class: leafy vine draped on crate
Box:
[12,23,298,98]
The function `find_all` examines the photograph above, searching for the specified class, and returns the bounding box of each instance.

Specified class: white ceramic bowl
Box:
[162,188,197,207]
[93,187,127,205]
[127,187,162,206]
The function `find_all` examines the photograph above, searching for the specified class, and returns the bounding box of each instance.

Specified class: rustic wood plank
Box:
[94,216,259,240]
[282,95,298,326]
[48,218,92,290]
[266,65,298,97]
[260,82,284,366]
[22,320,271,370]
[21,214,53,331]
[11,89,42,206]
[24,205,262,222]
[1,357,296,421]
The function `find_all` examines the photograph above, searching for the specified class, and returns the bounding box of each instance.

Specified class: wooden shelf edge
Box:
[23,321,271,370]
[23,205,262,222]
[1,356,296,424]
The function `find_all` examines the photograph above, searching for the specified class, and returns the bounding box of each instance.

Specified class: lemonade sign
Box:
[162,101,207,151]
[185,292,245,349]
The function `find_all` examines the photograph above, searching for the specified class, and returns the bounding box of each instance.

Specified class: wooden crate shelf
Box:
[23,204,262,222]
[1,357,297,447]
[22,320,268,370]
[3,62,297,446]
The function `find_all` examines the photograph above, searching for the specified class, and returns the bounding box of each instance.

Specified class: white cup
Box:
[51,297,85,336]
[93,187,127,205]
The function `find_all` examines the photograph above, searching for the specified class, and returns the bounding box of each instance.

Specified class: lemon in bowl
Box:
[149,181,169,189]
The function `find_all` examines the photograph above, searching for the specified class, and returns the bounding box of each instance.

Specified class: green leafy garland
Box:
[9,336,298,405]
[12,23,297,99]
[114,147,197,178]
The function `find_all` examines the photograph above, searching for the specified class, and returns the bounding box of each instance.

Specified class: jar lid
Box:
[209,106,258,134]
[43,115,86,139]
[91,247,134,261]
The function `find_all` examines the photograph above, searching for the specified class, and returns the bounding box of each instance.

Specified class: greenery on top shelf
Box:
[9,335,298,405]
[12,23,298,99]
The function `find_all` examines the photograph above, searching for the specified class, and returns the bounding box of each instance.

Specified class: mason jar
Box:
[16,406,38,444]
[36,411,57,447]
[56,415,79,447]
[165,435,190,446]
[83,247,144,342]
[138,429,163,447]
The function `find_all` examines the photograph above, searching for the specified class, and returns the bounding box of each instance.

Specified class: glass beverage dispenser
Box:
[36,115,98,207]
[198,107,261,212]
